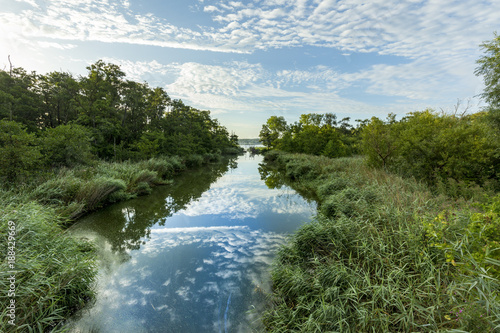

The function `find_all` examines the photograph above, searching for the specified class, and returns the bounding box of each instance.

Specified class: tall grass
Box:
[0,192,96,332]
[262,152,500,332]
[29,155,213,220]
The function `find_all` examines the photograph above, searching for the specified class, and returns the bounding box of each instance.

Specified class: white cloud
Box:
[15,0,39,8]
[204,5,221,13]
[4,0,498,58]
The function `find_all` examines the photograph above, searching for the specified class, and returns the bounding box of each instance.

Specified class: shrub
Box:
[263,150,281,163]
[31,170,81,205]
[262,152,500,332]
[171,156,185,171]
[40,124,94,167]
[138,158,175,179]
[317,177,352,199]
[285,160,319,181]
[203,152,221,163]
[183,154,204,168]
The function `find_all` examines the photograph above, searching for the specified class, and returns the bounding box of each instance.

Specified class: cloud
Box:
[203,0,500,60]
[15,0,40,8]
[4,0,498,58]
[105,57,467,129]
[204,5,221,13]
[1,0,248,54]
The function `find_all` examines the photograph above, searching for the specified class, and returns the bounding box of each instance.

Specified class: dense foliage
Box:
[259,113,361,158]
[0,60,240,182]
[361,109,500,195]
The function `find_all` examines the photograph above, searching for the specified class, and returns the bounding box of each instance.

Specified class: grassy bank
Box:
[262,151,500,332]
[0,153,227,332]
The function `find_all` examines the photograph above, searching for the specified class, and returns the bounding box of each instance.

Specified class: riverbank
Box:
[261,151,500,332]
[0,152,233,332]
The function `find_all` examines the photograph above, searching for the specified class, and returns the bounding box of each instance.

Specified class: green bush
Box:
[317,177,352,199]
[168,156,185,172]
[31,170,81,205]
[183,154,204,168]
[138,157,174,179]
[262,152,500,332]
[203,152,221,163]
[285,160,319,181]
[263,150,281,163]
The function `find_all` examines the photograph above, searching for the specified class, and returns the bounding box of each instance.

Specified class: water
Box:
[67,152,316,333]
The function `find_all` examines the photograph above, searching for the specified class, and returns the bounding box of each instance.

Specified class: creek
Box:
[67,151,315,332]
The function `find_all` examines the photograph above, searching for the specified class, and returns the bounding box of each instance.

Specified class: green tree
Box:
[0,68,41,131]
[0,120,42,182]
[476,32,500,107]
[361,114,399,168]
[259,116,287,149]
[77,60,125,158]
[40,124,94,167]
[38,71,80,128]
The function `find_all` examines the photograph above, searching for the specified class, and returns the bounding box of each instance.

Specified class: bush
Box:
[317,177,352,199]
[222,146,243,155]
[31,170,81,205]
[168,156,185,172]
[203,152,221,163]
[285,160,319,181]
[137,157,173,179]
[262,152,500,332]
[263,150,281,163]
[183,154,204,168]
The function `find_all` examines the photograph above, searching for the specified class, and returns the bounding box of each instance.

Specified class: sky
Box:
[1,0,499,138]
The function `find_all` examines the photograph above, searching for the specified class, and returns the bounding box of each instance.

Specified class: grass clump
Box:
[29,155,208,220]
[262,152,500,332]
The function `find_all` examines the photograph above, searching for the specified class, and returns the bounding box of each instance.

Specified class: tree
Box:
[259,116,287,149]
[40,124,94,167]
[361,114,399,169]
[77,60,126,158]
[0,120,42,182]
[475,32,500,107]
[38,71,80,128]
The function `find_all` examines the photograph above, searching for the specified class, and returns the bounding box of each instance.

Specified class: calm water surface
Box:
[67,152,315,333]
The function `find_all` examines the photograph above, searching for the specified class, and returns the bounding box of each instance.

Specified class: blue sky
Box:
[1,0,499,138]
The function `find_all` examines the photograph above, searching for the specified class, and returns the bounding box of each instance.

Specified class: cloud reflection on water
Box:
[68,154,315,332]
[69,224,289,332]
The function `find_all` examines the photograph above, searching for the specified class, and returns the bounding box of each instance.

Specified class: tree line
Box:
[259,113,362,158]
[0,60,239,182]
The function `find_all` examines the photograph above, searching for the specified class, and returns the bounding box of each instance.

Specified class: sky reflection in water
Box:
[68,153,315,333]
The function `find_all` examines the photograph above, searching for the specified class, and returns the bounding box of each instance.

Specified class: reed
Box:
[262,152,500,332]
[0,193,96,332]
